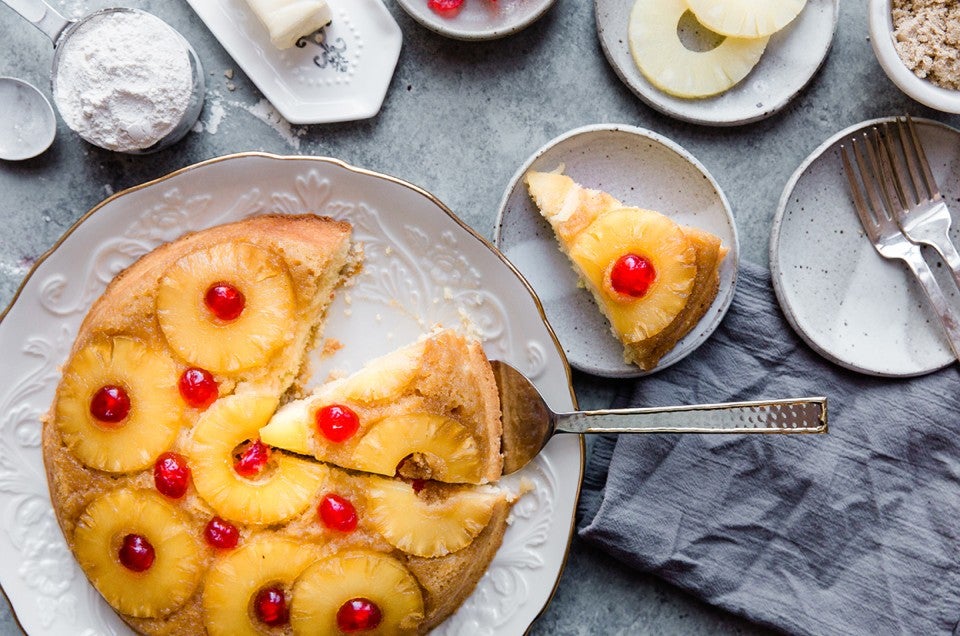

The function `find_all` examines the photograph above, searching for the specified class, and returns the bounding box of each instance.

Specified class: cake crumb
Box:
[320,338,343,359]
[892,0,960,90]
[224,68,234,79]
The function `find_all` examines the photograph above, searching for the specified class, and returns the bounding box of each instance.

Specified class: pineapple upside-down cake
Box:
[42,214,514,635]
[525,169,728,371]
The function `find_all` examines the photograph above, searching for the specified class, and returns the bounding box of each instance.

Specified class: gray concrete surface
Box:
[0,0,955,634]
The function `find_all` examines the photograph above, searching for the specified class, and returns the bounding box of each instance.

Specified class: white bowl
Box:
[395,0,555,41]
[868,0,960,113]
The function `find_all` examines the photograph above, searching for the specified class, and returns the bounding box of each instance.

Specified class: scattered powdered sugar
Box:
[244,98,306,149]
[54,11,194,151]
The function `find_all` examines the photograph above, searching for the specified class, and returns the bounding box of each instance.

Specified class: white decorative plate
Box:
[184,0,401,124]
[0,154,582,635]
[771,117,960,377]
[595,0,839,126]
[395,0,556,41]
[495,124,739,378]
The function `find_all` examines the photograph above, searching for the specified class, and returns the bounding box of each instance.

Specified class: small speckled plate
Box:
[395,0,556,41]
[495,124,740,378]
[770,117,960,377]
[594,0,839,126]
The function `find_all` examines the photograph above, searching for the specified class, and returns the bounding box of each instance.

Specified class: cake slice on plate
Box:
[525,168,728,371]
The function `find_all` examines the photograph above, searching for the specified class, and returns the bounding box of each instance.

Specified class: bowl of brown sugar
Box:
[869,0,960,113]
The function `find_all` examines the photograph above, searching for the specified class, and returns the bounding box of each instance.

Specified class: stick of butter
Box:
[245,0,333,49]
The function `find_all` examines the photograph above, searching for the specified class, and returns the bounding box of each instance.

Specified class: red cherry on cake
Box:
[89,385,130,424]
[337,598,383,632]
[315,404,360,443]
[234,439,270,477]
[154,452,190,499]
[178,367,218,408]
[610,253,657,298]
[318,493,358,532]
[118,533,155,572]
[254,586,289,627]
[204,517,239,550]
[204,282,245,322]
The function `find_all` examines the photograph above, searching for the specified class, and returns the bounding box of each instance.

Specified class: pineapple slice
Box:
[628,0,769,98]
[190,393,328,525]
[55,336,184,472]
[350,414,484,484]
[525,168,623,244]
[569,207,696,343]
[203,537,321,636]
[72,488,203,618]
[156,242,296,374]
[290,550,424,635]
[366,477,504,558]
[686,0,807,38]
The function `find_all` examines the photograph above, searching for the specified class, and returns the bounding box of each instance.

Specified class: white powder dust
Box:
[54,11,194,152]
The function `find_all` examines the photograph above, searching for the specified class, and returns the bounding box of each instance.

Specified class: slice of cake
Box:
[261,328,504,484]
[525,168,728,371]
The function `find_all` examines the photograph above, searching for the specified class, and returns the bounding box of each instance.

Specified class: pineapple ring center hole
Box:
[677,10,726,53]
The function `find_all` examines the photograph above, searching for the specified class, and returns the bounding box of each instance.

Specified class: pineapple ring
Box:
[190,393,329,525]
[290,550,424,635]
[366,477,501,558]
[72,489,203,618]
[55,337,184,472]
[686,0,807,39]
[349,414,484,484]
[628,0,770,99]
[569,207,697,343]
[156,242,296,374]
[203,538,321,636]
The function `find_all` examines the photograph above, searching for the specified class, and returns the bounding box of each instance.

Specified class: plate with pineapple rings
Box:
[495,124,740,378]
[595,0,839,126]
[0,153,583,636]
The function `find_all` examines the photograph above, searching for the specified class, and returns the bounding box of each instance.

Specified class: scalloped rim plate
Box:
[770,117,960,377]
[184,0,401,124]
[0,153,582,635]
[594,0,839,126]
[494,124,740,378]
[395,0,556,41]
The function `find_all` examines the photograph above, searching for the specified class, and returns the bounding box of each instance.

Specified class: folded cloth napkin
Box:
[577,261,960,636]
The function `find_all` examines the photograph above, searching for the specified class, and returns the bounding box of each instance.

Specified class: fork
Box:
[841,129,960,361]
[876,116,960,289]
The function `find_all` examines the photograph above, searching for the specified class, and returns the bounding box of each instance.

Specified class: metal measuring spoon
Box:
[0,77,56,160]
[1,0,205,154]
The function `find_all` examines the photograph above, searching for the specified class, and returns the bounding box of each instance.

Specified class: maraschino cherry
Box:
[234,439,270,477]
[318,493,358,532]
[315,404,360,443]
[90,385,130,424]
[337,598,383,632]
[178,367,218,408]
[204,282,245,322]
[609,253,656,298]
[254,586,289,627]
[118,533,155,572]
[204,517,240,550]
[154,452,190,499]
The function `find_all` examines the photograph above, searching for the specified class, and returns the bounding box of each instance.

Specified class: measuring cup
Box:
[0,0,205,154]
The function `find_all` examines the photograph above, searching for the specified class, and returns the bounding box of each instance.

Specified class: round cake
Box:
[42,214,514,635]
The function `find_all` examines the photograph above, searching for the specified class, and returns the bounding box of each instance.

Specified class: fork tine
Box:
[860,129,903,230]
[894,117,927,203]
[904,114,941,201]
[876,123,910,214]
[841,140,880,240]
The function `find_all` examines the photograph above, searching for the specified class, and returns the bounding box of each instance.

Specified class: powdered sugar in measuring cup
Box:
[52,8,204,153]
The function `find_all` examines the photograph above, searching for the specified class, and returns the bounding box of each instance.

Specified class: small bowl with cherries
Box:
[395,0,556,41]
[869,0,960,113]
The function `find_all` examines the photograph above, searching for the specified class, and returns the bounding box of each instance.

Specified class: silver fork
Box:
[841,129,960,361]
[876,116,960,289]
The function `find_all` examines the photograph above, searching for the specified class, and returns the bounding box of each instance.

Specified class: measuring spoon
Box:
[0,77,56,160]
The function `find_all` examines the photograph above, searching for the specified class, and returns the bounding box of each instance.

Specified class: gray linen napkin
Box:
[577,261,960,635]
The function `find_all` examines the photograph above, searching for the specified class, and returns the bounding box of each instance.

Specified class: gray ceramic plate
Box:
[770,117,960,377]
[495,124,740,378]
[595,0,839,126]
[395,0,556,41]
